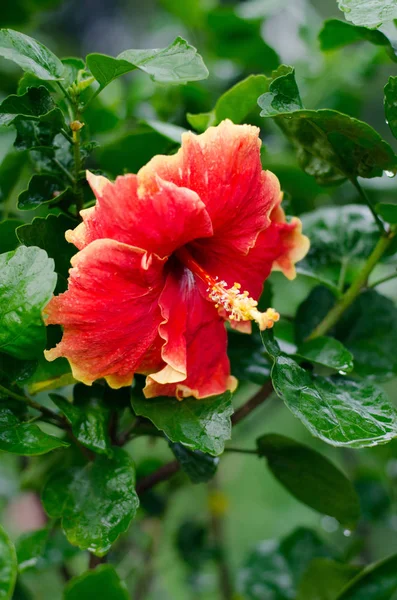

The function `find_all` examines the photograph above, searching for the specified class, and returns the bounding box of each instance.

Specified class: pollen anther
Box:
[207,279,280,331]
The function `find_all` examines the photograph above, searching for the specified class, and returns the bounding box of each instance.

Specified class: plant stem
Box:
[0,384,64,425]
[224,447,258,455]
[231,379,274,425]
[136,460,180,496]
[89,553,107,569]
[306,231,394,340]
[351,178,385,235]
[369,271,397,288]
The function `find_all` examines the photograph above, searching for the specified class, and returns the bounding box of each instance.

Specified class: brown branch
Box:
[136,460,180,496]
[89,553,107,569]
[231,379,274,425]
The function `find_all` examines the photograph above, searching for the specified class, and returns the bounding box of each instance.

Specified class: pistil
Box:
[176,247,279,330]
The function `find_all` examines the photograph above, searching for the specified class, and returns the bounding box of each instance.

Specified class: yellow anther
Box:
[207,279,279,331]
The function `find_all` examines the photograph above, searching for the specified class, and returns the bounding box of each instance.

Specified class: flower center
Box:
[176,247,279,331]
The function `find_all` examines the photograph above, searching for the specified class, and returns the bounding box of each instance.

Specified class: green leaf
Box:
[0,150,27,205]
[17,174,69,210]
[0,86,63,127]
[272,356,397,448]
[42,447,139,556]
[258,68,397,184]
[385,76,397,139]
[336,552,397,599]
[336,0,397,28]
[376,203,397,224]
[0,525,17,600]
[257,434,360,526]
[87,36,208,89]
[0,219,24,253]
[0,353,37,386]
[169,442,219,483]
[239,527,332,600]
[0,404,68,455]
[298,205,380,292]
[143,119,186,143]
[0,246,56,359]
[297,558,360,600]
[64,565,129,600]
[25,354,74,395]
[50,385,111,455]
[263,332,397,448]
[61,57,86,87]
[336,290,397,380]
[296,337,354,373]
[131,392,233,456]
[17,214,75,292]
[0,29,64,80]
[319,19,397,61]
[187,74,269,132]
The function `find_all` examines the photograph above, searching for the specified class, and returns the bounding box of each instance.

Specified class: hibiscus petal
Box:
[144,266,237,399]
[189,199,309,329]
[138,119,280,254]
[67,171,213,257]
[44,239,166,388]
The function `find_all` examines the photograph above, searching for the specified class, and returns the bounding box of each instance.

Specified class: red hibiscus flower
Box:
[44,120,309,399]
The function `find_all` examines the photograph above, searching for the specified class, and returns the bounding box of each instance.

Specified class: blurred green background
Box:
[1,0,397,598]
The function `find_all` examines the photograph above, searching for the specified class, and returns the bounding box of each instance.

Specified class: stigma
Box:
[175,247,279,331]
[207,279,279,330]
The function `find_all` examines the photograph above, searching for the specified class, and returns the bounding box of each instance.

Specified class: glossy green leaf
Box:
[298,205,380,292]
[187,74,269,132]
[0,404,68,455]
[0,525,17,600]
[17,214,75,292]
[319,19,397,61]
[169,442,219,483]
[336,0,397,28]
[17,174,69,210]
[0,246,56,359]
[50,385,111,455]
[64,565,129,600]
[296,336,354,373]
[295,286,337,344]
[87,36,208,89]
[258,68,397,184]
[0,353,37,386]
[376,203,397,224]
[16,528,49,572]
[239,527,332,600]
[0,86,63,127]
[144,119,186,143]
[0,219,24,253]
[297,559,360,600]
[262,332,397,448]
[42,447,139,556]
[336,552,397,599]
[131,392,233,456]
[25,353,74,394]
[0,29,64,80]
[385,76,397,139]
[257,434,360,526]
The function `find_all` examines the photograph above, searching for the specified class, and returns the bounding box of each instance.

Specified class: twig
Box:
[0,384,65,426]
[136,460,180,496]
[231,379,274,425]
[351,178,385,235]
[223,447,258,455]
[89,553,107,569]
